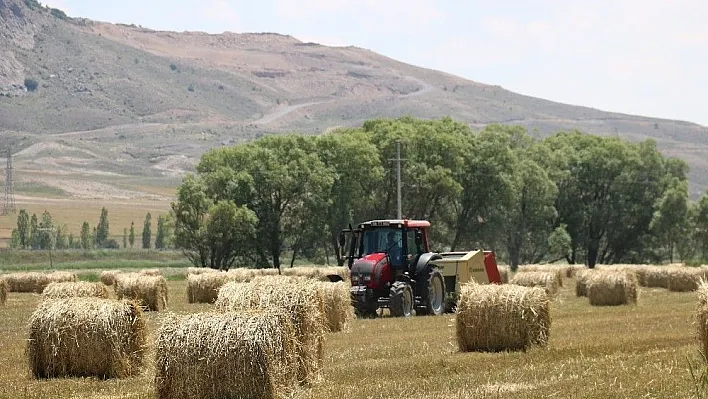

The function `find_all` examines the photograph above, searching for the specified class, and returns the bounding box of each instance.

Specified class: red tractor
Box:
[337,219,502,318]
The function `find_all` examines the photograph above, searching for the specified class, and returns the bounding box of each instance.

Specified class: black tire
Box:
[417,268,445,316]
[389,281,413,317]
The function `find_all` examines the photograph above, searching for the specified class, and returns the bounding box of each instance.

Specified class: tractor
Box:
[337,219,501,318]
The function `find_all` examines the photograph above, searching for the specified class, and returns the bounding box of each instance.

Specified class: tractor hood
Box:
[351,253,388,287]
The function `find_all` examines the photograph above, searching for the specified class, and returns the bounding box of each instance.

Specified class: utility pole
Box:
[2,148,16,216]
[389,142,405,219]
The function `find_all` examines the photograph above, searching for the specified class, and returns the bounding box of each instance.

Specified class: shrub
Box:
[24,78,38,92]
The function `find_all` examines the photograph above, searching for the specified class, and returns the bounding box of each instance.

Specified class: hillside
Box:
[1,0,708,202]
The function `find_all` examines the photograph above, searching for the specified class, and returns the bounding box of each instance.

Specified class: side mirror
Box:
[337,231,346,248]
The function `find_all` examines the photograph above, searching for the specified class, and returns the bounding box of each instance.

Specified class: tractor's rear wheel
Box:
[389,281,413,317]
[417,268,445,316]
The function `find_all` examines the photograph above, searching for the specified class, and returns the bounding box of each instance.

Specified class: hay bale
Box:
[587,271,639,306]
[27,298,146,379]
[697,280,708,357]
[456,283,550,352]
[42,282,108,300]
[139,268,162,276]
[567,265,587,278]
[510,271,559,296]
[0,277,7,305]
[517,265,564,287]
[185,267,220,276]
[115,273,168,311]
[155,310,298,399]
[2,271,78,293]
[575,269,598,297]
[497,265,510,284]
[282,266,349,281]
[643,266,669,288]
[316,281,354,332]
[186,273,228,304]
[100,270,120,286]
[668,268,706,292]
[215,280,325,385]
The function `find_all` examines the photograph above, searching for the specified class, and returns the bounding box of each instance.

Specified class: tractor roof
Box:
[358,219,431,229]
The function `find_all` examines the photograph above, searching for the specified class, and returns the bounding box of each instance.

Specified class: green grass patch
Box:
[0,249,186,269]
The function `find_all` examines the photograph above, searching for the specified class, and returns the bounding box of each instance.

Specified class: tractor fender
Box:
[414,252,443,276]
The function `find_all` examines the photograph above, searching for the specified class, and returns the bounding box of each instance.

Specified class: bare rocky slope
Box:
[1,0,707,200]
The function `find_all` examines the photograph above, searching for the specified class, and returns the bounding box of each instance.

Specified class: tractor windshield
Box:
[359,227,403,266]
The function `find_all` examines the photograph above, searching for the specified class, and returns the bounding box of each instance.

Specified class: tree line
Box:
[171,116,702,270]
[9,207,174,251]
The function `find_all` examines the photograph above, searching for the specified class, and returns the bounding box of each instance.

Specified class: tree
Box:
[142,213,152,249]
[16,209,30,249]
[123,228,128,249]
[547,224,572,262]
[155,215,168,250]
[80,221,91,250]
[29,213,39,249]
[129,221,135,248]
[650,179,689,262]
[95,207,109,248]
[55,225,68,250]
[9,229,20,249]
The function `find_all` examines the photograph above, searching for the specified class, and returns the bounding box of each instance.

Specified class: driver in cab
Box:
[385,231,403,266]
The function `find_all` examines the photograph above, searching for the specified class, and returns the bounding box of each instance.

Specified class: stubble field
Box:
[0,271,705,399]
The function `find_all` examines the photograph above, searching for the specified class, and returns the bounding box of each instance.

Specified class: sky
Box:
[44,0,708,126]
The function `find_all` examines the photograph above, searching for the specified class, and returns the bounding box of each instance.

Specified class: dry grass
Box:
[0,274,705,398]
[0,277,7,305]
[587,271,639,306]
[114,273,168,311]
[215,280,326,385]
[698,280,708,358]
[41,281,108,299]
[510,271,560,296]
[154,310,298,399]
[100,270,121,286]
[456,283,550,352]
[27,298,146,379]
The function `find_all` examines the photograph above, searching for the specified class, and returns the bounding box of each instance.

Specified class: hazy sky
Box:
[45,0,708,126]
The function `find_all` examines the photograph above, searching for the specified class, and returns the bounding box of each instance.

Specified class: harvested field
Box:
[587,271,639,306]
[115,273,168,311]
[215,280,325,384]
[41,281,108,299]
[510,271,560,295]
[155,310,298,399]
[456,283,550,352]
[186,272,228,304]
[2,271,77,293]
[27,298,146,379]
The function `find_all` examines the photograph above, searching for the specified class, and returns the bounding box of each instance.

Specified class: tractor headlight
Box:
[363,275,372,282]
[351,274,359,282]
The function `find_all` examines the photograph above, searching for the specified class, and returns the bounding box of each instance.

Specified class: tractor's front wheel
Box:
[389,281,413,317]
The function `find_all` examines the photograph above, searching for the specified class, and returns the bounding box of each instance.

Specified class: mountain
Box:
[2,0,708,201]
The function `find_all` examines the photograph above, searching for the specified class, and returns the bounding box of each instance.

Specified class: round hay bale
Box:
[567,265,587,278]
[42,282,108,300]
[316,281,354,332]
[282,266,350,281]
[100,270,121,286]
[668,268,706,292]
[517,265,564,287]
[497,265,510,284]
[0,277,7,305]
[185,267,220,276]
[115,273,168,311]
[586,271,639,306]
[510,271,559,296]
[155,310,297,399]
[215,280,325,385]
[186,273,228,304]
[575,269,598,297]
[697,280,708,357]
[138,268,162,276]
[2,271,78,293]
[643,266,669,288]
[27,298,146,379]
[456,283,550,352]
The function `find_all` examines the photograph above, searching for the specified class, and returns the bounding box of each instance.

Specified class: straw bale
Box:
[316,281,354,332]
[155,310,297,399]
[139,268,162,276]
[497,265,510,284]
[510,271,559,296]
[2,271,77,293]
[641,266,669,288]
[567,265,587,278]
[42,282,108,300]
[575,269,599,297]
[215,280,326,385]
[186,273,229,304]
[698,280,708,357]
[517,265,564,287]
[115,273,168,311]
[282,266,349,281]
[456,283,550,352]
[0,277,7,305]
[27,298,146,379]
[668,267,706,292]
[100,270,120,286]
[587,271,639,306]
[185,267,220,276]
